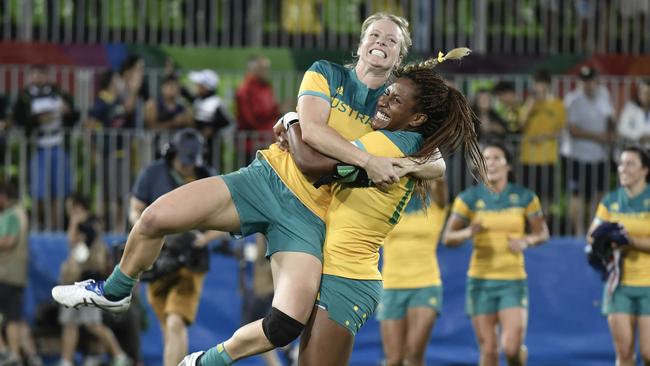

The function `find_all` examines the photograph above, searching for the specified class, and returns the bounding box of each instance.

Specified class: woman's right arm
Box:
[298,96,400,186]
[442,214,481,247]
[286,123,340,179]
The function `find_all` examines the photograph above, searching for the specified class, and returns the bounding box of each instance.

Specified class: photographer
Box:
[129,128,226,366]
[58,193,130,366]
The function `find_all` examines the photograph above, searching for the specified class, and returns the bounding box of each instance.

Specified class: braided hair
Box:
[395,48,488,194]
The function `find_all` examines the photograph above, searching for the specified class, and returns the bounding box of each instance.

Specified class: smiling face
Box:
[618,151,648,188]
[483,146,510,184]
[357,19,404,71]
[371,77,425,131]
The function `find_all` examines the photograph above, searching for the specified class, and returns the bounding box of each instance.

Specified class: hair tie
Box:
[437,51,445,63]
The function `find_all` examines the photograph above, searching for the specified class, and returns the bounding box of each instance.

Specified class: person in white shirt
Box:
[562,66,616,235]
[618,79,650,150]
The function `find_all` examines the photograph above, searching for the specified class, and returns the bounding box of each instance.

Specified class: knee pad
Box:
[262,307,304,347]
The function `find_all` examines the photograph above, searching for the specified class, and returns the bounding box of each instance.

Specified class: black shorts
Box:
[565,159,608,200]
[0,283,24,322]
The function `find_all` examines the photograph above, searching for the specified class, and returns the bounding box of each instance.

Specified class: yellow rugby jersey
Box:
[521,98,566,165]
[382,196,447,289]
[594,186,650,286]
[260,60,386,219]
[322,130,423,281]
[451,183,542,280]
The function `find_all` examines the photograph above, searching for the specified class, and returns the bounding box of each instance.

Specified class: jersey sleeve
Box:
[451,195,473,222]
[298,60,332,103]
[525,194,543,218]
[594,202,610,222]
[352,131,421,158]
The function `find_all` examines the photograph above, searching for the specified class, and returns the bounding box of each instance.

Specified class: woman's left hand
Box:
[508,236,529,253]
[273,118,289,151]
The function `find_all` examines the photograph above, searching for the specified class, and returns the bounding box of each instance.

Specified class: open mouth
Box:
[372,110,390,129]
[369,49,387,59]
[376,110,389,122]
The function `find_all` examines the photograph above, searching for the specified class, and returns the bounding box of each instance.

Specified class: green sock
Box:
[103,265,136,301]
[199,343,233,366]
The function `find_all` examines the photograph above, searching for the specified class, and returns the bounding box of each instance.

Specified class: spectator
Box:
[58,193,131,366]
[0,182,42,366]
[13,64,76,230]
[562,66,616,235]
[87,70,132,233]
[492,80,523,135]
[129,128,226,366]
[118,55,148,129]
[519,69,567,212]
[88,70,129,129]
[188,69,234,144]
[236,55,283,163]
[162,58,194,103]
[144,76,192,131]
[473,88,507,142]
[236,55,280,132]
[239,236,283,366]
[618,79,650,150]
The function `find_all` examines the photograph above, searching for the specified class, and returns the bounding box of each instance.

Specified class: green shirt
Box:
[0,204,29,286]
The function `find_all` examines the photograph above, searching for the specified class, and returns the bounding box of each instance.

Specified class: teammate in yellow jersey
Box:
[53,12,445,366]
[377,179,448,366]
[443,143,550,366]
[284,59,488,366]
[587,147,650,366]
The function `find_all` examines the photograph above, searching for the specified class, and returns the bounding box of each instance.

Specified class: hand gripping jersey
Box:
[259,60,387,219]
[594,186,650,286]
[451,183,543,280]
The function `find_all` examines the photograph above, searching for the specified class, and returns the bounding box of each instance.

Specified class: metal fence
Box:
[0,128,631,236]
[1,0,649,55]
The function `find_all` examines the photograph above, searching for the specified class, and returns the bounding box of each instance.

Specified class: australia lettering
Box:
[330,97,372,125]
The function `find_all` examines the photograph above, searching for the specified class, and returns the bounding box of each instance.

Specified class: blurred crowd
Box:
[468,66,649,234]
[0,54,294,232]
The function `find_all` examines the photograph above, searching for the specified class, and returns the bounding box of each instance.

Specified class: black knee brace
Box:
[262,307,304,347]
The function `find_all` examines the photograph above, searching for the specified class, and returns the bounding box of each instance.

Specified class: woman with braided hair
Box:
[280,52,488,366]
